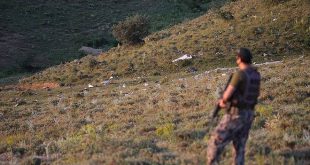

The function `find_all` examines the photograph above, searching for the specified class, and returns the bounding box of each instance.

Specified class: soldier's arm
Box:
[219,71,241,108]
[222,85,235,103]
[219,85,235,107]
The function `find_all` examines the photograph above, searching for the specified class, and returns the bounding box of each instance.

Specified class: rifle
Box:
[210,74,233,119]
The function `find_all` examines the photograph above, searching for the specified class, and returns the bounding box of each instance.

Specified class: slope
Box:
[0,0,309,164]
[0,54,309,164]
[1,0,222,78]
[21,0,310,86]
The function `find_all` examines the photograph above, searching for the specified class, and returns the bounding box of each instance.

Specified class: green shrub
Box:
[112,14,150,45]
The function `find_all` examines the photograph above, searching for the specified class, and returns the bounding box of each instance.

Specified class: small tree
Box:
[112,14,150,45]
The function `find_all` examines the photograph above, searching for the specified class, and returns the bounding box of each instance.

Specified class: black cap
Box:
[237,48,252,64]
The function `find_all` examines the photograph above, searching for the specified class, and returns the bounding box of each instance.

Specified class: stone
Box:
[79,46,103,55]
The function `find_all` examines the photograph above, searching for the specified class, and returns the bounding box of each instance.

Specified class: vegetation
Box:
[112,14,150,45]
[0,0,309,164]
[0,56,309,164]
[20,0,310,86]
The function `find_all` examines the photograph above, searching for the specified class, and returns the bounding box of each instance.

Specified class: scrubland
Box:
[0,0,309,164]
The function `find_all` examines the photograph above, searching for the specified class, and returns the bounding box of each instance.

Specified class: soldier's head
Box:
[236,48,252,64]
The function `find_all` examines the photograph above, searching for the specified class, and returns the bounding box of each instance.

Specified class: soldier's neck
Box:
[239,63,250,70]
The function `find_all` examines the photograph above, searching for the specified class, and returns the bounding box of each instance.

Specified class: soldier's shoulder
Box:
[233,70,245,77]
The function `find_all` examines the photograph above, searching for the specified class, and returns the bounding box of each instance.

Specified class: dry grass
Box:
[1,55,309,164]
[1,0,310,164]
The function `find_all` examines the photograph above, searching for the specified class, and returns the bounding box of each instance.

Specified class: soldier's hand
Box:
[219,99,227,108]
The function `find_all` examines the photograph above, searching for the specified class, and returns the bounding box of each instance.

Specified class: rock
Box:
[15,99,27,107]
[172,54,192,63]
[79,46,103,55]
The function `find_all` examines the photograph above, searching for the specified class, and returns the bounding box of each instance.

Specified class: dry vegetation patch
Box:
[1,0,310,164]
[1,56,309,164]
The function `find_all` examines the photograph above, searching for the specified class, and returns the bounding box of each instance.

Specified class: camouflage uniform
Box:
[207,107,254,165]
[207,66,260,165]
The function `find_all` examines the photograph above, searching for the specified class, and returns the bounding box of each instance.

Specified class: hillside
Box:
[21,0,310,86]
[0,0,223,78]
[0,55,309,164]
[0,0,310,164]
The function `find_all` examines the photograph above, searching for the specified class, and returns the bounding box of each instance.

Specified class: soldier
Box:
[206,48,261,165]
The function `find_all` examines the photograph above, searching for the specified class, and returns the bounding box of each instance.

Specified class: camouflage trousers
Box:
[207,108,254,165]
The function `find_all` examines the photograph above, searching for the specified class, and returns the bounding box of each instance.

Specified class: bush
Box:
[112,14,150,45]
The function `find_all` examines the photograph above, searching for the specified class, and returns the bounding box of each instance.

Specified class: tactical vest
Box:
[237,68,261,108]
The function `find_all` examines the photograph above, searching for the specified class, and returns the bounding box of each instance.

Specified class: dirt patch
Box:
[17,82,60,90]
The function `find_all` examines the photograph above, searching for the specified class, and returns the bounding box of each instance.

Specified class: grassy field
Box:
[0,55,309,164]
[0,0,310,164]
